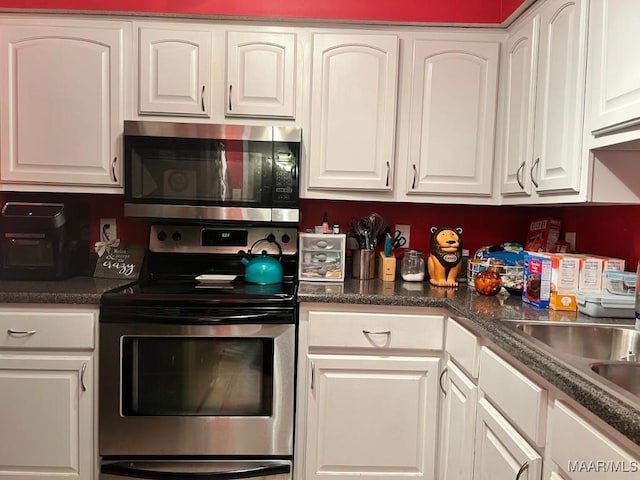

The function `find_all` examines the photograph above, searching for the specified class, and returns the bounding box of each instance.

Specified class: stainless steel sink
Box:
[591,363,640,396]
[515,323,640,361]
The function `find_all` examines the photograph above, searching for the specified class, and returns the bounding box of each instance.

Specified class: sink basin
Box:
[591,363,640,396]
[516,323,640,361]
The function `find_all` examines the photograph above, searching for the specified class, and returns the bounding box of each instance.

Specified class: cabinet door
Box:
[307,33,398,191]
[226,31,296,118]
[0,22,126,189]
[499,16,539,197]
[0,355,93,480]
[438,360,478,480]
[139,27,211,117]
[305,354,440,480]
[532,0,587,195]
[589,0,640,135]
[406,40,499,196]
[473,397,542,480]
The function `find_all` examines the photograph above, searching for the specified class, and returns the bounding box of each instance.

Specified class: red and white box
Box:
[525,218,562,252]
[522,252,552,308]
[576,255,625,292]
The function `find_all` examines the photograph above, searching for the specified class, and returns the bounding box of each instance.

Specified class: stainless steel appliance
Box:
[123,121,301,224]
[0,201,89,280]
[99,223,298,480]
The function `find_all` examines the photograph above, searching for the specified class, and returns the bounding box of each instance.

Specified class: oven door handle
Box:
[101,461,291,479]
[125,312,287,324]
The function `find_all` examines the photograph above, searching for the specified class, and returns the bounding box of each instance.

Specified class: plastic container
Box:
[299,233,346,282]
[603,270,637,296]
[576,290,635,318]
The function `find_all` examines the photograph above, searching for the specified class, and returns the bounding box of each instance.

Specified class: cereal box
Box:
[525,218,562,252]
[522,252,552,308]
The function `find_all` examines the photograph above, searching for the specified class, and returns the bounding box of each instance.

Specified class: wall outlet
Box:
[100,218,117,242]
[395,224,411,248]
[565,232,576,252]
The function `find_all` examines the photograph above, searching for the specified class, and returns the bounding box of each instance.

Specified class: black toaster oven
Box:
[0,202,89,280]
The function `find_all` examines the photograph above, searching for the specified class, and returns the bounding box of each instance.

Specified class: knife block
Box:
[379,252,396,282]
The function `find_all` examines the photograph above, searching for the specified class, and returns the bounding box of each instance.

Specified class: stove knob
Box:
[281,234,291,244]
[266,233,276,243]
[157,231,167,241]
[172,231,182,242]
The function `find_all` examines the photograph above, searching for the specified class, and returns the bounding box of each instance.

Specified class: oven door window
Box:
[121,337,274,416]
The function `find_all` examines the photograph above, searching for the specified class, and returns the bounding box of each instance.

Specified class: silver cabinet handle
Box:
[8,329,37,337]
[385,161,390,187]
[412,164,417,189]
[201,85,205,112]
[516,161,525,189]
[80,363,87,392]
[515,461,529,480]
[439,367,448,396]
[310,361,315,392]
[111,156,118,183]
[530,157,540,188]
[362,330,391,336]
[228,84,233,111]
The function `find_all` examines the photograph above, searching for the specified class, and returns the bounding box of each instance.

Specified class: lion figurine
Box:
[427,226,463,287]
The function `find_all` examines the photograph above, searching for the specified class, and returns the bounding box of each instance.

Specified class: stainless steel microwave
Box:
[123,121,301,223]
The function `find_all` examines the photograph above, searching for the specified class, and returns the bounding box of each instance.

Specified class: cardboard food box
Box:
[525,218,562,252]
[576,255,625,292]
[547,253,580,311]
[522,252,552,308]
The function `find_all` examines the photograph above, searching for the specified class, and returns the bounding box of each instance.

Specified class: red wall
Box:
[0,0,523,24]
[1,192,638,270]
[302,200,640,270]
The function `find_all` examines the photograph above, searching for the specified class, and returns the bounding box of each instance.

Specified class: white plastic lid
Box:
[576,290,635,309]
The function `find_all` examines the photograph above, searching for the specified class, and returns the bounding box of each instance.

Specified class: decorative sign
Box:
[93,244,145,280]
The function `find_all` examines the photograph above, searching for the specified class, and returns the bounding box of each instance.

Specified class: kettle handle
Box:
[248,237,283,260]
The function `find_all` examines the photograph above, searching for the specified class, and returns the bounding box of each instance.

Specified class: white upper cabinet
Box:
[498,17,539,197]
[0,19,128,192]
[532,0,588,195]
[138,27,212,117]
[306,32,399,192]
[226,30,296,118]
[588,0,640,137]
[498,0,588,202]
[402,39,500,198]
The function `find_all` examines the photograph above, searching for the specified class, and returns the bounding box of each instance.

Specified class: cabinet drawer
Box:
[550,401,639,479]
[0,309,96,350]
[308,311,443,351]
[445,317,480,378]
[479,347,547,447]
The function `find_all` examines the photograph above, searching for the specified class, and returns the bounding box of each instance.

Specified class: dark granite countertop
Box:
[0,277,136,305]
[1,276,638,446]
[299,279,640,447]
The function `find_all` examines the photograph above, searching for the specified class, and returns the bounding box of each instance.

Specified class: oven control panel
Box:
[149,224,298,255]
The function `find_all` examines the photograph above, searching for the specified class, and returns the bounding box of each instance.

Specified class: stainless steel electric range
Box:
[99,223,298,480]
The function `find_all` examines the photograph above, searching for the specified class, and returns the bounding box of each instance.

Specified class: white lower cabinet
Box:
[474,397,542,480]
[548,401,640,479]
[296,304,445,480]
[438,360,478,480]
[0,306,97,480]
[305,354,439,480]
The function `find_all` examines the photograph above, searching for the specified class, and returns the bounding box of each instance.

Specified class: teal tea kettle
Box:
[240,238,283,285]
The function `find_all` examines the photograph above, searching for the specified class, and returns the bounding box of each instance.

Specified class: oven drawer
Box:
[0,308,96,350]
[307,310,444,351]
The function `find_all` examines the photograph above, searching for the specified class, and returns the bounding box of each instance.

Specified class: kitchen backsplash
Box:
[1,192,637,270]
